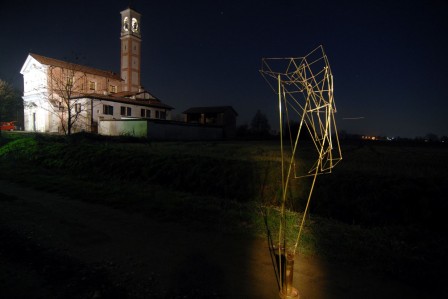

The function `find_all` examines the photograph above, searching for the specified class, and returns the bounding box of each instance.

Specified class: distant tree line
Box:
[237,111,448,144]
[236,109,272,139]
[236,110,332,141]
[339,130,448,144]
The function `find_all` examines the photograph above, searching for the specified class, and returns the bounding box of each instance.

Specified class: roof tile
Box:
[30,53,122,81]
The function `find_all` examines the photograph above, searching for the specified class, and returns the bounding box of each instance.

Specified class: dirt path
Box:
[0,180,426,298]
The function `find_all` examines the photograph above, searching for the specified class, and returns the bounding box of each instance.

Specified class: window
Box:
[66,76,73,86]
[109,85,117,93]
[103,105,113,115]
[89,81,96,90]
[120,106,131,116]
[141,109,151,118]
[74,103,82,113]
[154,111,166,120]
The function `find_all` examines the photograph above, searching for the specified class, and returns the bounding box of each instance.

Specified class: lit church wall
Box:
[20,7,174,135]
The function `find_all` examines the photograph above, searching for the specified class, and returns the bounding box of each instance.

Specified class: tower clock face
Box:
[131,17,139,32]
[123,17,129,31]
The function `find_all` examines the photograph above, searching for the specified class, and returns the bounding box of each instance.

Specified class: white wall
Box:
[98,119,224,140]
[98,119,147,137]
[22,59,51,132]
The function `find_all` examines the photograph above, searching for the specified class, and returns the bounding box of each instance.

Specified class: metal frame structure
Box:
[260,45,342,298]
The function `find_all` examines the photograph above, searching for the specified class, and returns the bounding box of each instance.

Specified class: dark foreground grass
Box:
[1,132,447,290]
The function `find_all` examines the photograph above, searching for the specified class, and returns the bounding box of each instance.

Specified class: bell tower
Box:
[120,8,141,92]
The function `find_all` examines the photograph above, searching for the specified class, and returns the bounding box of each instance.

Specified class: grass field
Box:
[1,131,447,288]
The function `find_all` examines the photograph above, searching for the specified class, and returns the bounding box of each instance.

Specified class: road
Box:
[0,180,426,298]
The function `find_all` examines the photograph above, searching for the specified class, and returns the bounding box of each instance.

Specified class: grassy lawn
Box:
[1,131,447,288]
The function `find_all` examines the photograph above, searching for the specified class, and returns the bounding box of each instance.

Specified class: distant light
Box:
[362,135,380,140]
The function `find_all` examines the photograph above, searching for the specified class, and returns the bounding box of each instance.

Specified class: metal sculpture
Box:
[260,45,342,298]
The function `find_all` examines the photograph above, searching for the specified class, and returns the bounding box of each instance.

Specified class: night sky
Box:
[1,0,447,138]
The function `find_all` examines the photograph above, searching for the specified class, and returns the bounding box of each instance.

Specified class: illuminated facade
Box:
[20,8,173,134]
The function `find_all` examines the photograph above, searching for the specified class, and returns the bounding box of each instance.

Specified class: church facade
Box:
[20,7,173,134]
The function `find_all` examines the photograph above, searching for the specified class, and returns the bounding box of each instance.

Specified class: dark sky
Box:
[1,0,447,138]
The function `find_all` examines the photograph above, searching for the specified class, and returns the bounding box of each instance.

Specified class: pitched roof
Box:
[183,106,238,116]
[73,93,174,110]
[29,53,122,81]
[114,90,158,100]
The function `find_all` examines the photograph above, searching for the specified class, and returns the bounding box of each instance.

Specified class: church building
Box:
[20,7,173,134]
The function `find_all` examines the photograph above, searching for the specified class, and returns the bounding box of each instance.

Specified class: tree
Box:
[250,109,271,137]
[46,63,89,135]
[26,56,92,135]
[0,79,23,134]
[424,133,439,142]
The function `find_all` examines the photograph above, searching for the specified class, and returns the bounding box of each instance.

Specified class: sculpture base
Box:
[279,287,299,299]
